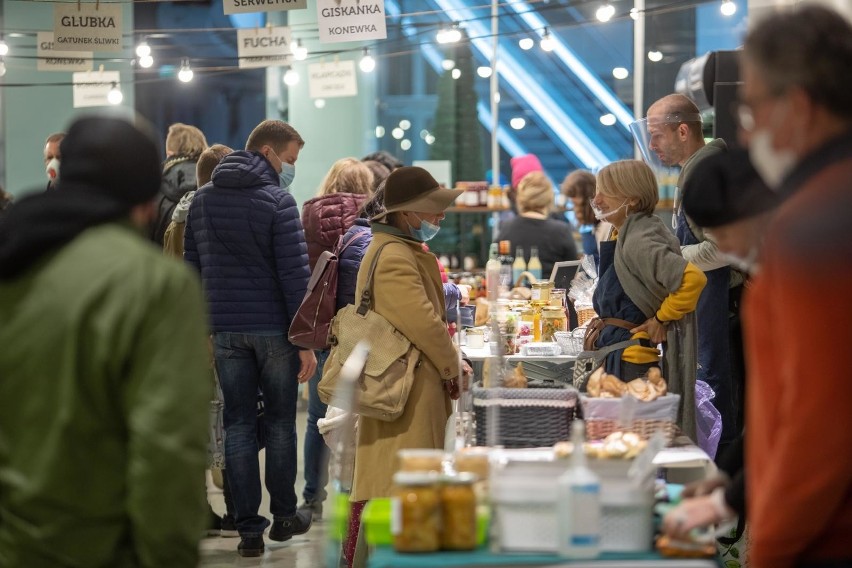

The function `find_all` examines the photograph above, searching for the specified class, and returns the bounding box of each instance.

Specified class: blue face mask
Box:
[279,162,296,189]
[409,213,441,242]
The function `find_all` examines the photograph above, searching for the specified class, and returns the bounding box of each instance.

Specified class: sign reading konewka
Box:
[237,27,293,69]
[53,4,122,53]
[37,32,93,72]
[316,0,387,44]
[72,70,120,108]
[224,0,307,16]
[308,61,358,98]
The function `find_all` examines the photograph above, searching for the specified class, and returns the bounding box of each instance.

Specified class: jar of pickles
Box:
[541,306,568,341]
[440,473,478,551]
[397,449,446,473]
[531,281,553,303]
[392,472,441,552]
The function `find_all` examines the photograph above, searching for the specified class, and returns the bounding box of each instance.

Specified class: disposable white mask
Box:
[46,158,60,183]
[592,200,628,221]
[748,100,798,190]
[720,247,761,275]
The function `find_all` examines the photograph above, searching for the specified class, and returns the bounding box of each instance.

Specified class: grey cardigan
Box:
[614,213,698,440]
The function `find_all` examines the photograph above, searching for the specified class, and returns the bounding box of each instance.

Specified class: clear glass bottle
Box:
[512,246,527,287]
[528,245,543,280]
[485,243,501,302]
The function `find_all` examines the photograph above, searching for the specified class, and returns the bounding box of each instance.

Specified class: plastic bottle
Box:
[512,246,527,286]
[485,243,501,302]
[527,246,543,281]
[557,420,601,559]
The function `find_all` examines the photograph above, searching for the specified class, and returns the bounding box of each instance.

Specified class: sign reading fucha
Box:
[237,27,294,69]
[316,0,387,43]
[53,4,123,53]
[37,32,93,72]
[224,0,307,16]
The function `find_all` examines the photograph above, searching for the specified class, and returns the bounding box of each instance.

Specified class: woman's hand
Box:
[443,378,461,400]
[662,496,721,539]
[297,350,317,383]
[631,316,669,344]
[461,361,473,391]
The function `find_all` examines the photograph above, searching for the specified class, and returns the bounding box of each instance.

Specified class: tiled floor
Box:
[199,407,329,567]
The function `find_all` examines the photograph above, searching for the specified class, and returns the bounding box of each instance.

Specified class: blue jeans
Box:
[214,332,300,537]
[304,350,330,503]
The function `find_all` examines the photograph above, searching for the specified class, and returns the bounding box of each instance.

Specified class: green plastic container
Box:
[362,498,489,548]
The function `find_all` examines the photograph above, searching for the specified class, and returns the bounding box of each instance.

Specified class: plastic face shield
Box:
[629,113,703,171]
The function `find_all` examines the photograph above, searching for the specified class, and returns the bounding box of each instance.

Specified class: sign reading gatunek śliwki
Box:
[316,0,387,44]
[308,61,358,98]
[72,70,121,108]
[224,0,307,16]
[37,32,93,72]
[237,27,293,69]
[53,4,123,53]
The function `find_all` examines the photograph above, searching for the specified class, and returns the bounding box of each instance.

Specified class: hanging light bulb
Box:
[629,7,639,20]
[314,98,326,109]
[612,66,629,79]
[107,82,123,105]
[510,117,526,130]
[135,39,151,58]
[283,67,300,86]
[451,68,461,79]
[177,59,193,83]
[600,113,617,126]
[647,49,663,62]
[518,37,534,50]
[0,36,8,57]
[596,2,615,22]
[293,39,308,61]
[720,0,737,16]
[139,54,154,68]
[0,58,6,78]
[400,139,412,151]
[436,23,461,44]
[477,66,492,78]
[399,119,411,130]
[441,59,455,70]
[375,126,385,138]
[392,127,404,140]
[359,48,376,73]
[540,28,555,52]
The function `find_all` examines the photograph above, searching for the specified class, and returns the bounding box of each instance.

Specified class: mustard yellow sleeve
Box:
[656,262,706,322]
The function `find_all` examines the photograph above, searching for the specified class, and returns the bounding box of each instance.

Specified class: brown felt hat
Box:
[372,166,463,222]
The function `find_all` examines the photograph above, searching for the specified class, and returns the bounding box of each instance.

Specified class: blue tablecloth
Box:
[369,547,720,568]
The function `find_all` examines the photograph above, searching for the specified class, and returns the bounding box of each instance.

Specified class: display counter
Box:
[369,547,719,568]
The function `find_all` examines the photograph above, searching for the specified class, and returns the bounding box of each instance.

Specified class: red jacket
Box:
[744,134,852,568]
[301,192,368,270]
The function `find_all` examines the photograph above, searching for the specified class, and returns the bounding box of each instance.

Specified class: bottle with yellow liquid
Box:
[527,245,543,281]
[512,246,526,286]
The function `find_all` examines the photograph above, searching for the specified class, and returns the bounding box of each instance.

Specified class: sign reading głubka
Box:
[72,70,120,108]
[53,3,122,53]
[317,0,387,44]
[37,32,93,72]
[308,61,358,98]
[237,27,293,69]
[224,0,307,16]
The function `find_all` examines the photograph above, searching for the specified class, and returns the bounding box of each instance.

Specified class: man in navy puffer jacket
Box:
[185,119,317,557]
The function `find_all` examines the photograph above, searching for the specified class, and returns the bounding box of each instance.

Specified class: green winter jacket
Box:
[0,223,212,567]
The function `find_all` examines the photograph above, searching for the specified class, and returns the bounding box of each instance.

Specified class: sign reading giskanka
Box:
[317,0,387,44]
[237,27,293,69]
[37,32,93,72]
[224,0,307,16]
[53,3,123,53]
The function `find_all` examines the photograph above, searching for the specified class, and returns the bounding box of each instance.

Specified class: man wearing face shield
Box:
[737,6,852,568]
[633,94,741,458]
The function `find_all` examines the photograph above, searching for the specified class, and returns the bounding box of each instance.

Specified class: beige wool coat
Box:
[349,228,457,502]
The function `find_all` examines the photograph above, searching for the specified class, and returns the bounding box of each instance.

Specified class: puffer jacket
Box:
[150,157,197,246]
[184,151,310,332]
[301,192,368,270]
[337,220,372,311]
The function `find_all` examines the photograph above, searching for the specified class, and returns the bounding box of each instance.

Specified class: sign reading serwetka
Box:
[37,32,93,72]
[237,27,293,69]
[54,3,122,53]
[224,0,307,16]
[317,0,387,44]
[308,61,358,98]
[72,70,120,108]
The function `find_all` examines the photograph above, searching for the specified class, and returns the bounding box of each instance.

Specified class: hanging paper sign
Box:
[316,0,387,44]
[53,3,123,52]
[37,32,93,72]
[72,70,120,108]
[308,61,358,98]
[237,27,293,69]
[224,0,307,16]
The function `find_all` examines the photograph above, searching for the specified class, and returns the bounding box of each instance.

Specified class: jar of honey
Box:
[531,281,553,303]
[541,306,568,341]
[439,473,478,551]
[392,472,441,552]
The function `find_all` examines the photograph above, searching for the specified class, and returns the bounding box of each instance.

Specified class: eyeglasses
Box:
[734,91,783,132]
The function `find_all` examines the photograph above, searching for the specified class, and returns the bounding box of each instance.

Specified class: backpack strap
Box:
[356,241,408,316]
[334,229,369,257]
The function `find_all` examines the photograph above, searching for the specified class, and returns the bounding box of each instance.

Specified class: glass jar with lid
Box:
[541,306,568,341]
[392,471,441,552]
[550,288,566,309]
[531,281,553,303]
[440,473,478,551]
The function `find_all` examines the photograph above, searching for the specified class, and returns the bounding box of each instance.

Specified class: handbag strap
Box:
[601,317,641,330]
[576,339,640,364]
[356,241,407,316]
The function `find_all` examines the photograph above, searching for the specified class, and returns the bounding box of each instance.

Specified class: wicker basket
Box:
[581,394,681,444]
[473,382,579,448]
[576,307,598,327]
